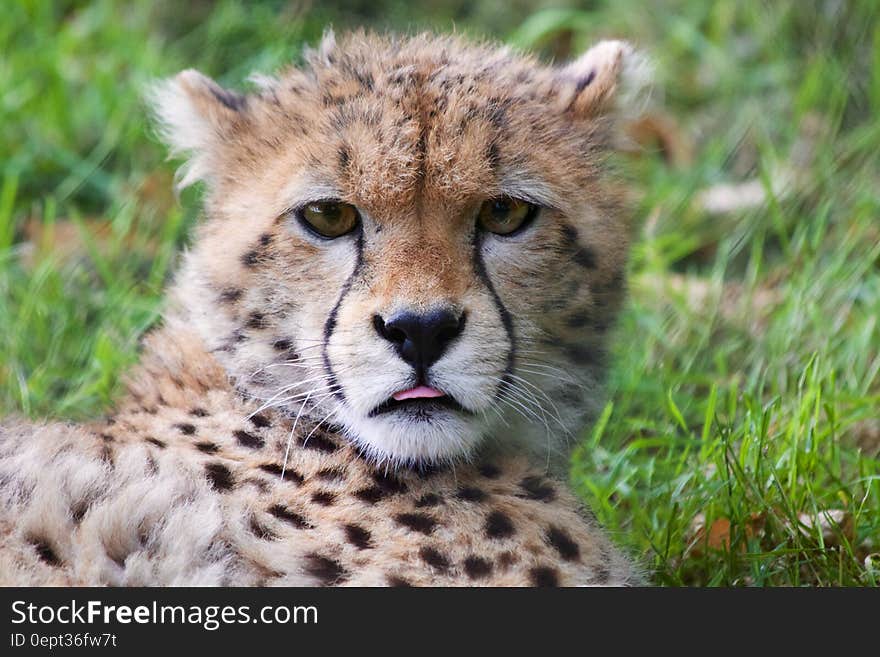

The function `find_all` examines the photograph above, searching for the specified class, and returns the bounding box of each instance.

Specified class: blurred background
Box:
[1,0,878,585]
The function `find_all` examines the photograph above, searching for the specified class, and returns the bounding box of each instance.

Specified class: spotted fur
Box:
[0,31,649,585]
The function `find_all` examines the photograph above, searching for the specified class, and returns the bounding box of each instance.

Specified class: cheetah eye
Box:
[477,197,538,236]
[296,200,360,239]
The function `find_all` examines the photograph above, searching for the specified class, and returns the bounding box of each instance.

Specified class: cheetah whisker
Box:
[280,390,312,482]
[300,407,339,452]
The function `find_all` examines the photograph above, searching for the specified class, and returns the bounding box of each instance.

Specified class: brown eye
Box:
[477,197,537,236]
[298,201,359,238]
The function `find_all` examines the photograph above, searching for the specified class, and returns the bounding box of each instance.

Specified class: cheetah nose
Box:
[373,309,466,374]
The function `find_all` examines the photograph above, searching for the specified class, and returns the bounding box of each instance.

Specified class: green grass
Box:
[1,0,878,586]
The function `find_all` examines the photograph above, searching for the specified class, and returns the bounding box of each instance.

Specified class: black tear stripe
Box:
[321,230,365,404]
[471,232,516,398]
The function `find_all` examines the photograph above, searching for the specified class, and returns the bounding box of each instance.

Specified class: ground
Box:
[1,0,878,585]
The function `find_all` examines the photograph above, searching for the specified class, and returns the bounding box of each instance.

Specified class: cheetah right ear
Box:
[147,69,248,190]
[556,40,653,144]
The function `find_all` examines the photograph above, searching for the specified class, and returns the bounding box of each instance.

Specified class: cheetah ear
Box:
[556,40,652,139]
[147,69,248,190]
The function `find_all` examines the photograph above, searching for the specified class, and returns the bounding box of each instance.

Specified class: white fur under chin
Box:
[334,403,493,468]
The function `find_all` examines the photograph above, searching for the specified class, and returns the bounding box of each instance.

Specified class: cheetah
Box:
[0,31,649,586]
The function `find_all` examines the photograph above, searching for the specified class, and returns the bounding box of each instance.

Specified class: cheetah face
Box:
[151,33,648,468]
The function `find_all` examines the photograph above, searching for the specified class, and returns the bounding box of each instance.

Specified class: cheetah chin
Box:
[0,30,650,586]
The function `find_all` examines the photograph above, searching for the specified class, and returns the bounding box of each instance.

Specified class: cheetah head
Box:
[150,32,649,468]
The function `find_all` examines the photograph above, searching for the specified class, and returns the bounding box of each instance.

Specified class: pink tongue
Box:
[393,385,445,401]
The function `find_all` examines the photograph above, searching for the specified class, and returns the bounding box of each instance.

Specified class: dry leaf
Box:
[19,216,157,269]
[632,272,783,337]
[625,111,694,168]
[689,513,765,555]
[797,509,854,545]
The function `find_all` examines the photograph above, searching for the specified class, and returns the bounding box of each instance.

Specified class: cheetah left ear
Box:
[556,40,652,139]
[147,69,249,190]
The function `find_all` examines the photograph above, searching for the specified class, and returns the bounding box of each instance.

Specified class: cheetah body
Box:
[0,326,638,586]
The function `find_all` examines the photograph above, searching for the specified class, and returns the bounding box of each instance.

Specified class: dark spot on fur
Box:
[71,500,92,524]
[301,431,338,453]
[29,537,61,566]
[394,513,437,535]
[559,223,580,247]
[249,516,278,541]
[234,429,264,449]
[565,309,593,329]
[419,546,450,571]
[372,471,408,494]
[209,85,247,112]
[518,476,556,502]
[338,145,350,170]
[546,526,581,561]
[497,551,519,568]
[311,491,336,506]
[259,232,272,247]
[219,288,242,304]
[456,487,488,502]
[316,467,347,481]
[174,423,196,436]
[205,463,235,491]
[272,338,293,351]
[268,504,312,529]
[412,461,444,478]
[144,437,165,449]
[189,407,209,417]
[478,463,501,479]
[387,575,412,587]
[259,463,304,485]
[353,487,385,504]
[560,343,604,367]
[559,224,597,269]
[196,442,219,454]
[485,510,516,539]
[591,316,613,333]
[576,70,596,93]
[304,554,348,586]
[415,493,442,508]
[343,524,372,550]
[246,312,268,330]
[486,141,500,170]
[463,556,493,579]
[606,269,625,294]
[99,433,114,442]
[249,413,271,428]
[241,250,260,267]
[325,422,346,435]
[573,245,597,269]
[529,566,560,587]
